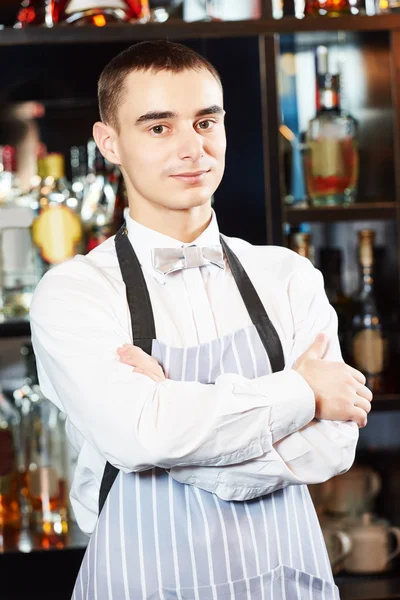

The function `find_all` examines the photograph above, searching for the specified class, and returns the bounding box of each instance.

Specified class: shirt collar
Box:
[124,209,224,284]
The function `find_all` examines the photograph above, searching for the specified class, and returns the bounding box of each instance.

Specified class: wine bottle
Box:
[304,47,359,206]
[351,229,388,393]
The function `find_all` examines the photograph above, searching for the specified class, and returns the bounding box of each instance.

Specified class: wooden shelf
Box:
[0,320,31,339]
[1,14,400,46]
[284,202,397,224]
[372,394,400,411]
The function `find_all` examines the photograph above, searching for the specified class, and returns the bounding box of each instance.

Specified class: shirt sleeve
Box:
[29,257,315,473]
[170,255,359,500]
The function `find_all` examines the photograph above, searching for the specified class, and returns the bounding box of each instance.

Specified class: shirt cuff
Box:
[256,369,316,444]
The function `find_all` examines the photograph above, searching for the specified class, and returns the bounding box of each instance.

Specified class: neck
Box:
[128,199,213,244]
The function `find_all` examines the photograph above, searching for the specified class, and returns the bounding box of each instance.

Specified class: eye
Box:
[151,125,165,135]
[197,120,215,131]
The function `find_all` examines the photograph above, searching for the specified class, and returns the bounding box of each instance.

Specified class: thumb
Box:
[302,333,329,361]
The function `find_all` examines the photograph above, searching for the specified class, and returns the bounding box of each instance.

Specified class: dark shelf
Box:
[0,319,31,339]
[372,394,400,411]
[1,14,400,46]
[336,572,400,600]
[284,202,397,224]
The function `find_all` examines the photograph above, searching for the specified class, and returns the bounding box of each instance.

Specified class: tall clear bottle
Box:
[351,229,388,393]
[305,50,359,206]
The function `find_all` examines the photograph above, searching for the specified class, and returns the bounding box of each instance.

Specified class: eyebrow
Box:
[135,105,224,125]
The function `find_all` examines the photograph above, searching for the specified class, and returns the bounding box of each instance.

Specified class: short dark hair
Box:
[98,40,222,131]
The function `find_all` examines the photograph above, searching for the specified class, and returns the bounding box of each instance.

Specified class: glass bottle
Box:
[304,0,358,16]
[31,153,83,276]
[147,0,183,22]
[351,229,388,393]
[0,146,37,322]
[0,385,21,530]
[289,229,315,264]
[319,247,353,363]
[15,0,149,27]
[16,344,70,540]
[304,67,359,206]
[81,143,116,252]
[70,145,87,206]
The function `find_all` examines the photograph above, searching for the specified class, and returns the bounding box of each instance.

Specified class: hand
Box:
[117,344,166,382]
[293,333,373,428]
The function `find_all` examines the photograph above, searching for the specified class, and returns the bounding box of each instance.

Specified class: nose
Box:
[176,126,205,163]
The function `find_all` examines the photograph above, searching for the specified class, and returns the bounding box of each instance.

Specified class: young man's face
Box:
[112,68,226,213]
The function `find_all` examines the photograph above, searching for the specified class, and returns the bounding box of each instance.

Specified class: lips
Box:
[170,170,210,185]
[172,170,209,177]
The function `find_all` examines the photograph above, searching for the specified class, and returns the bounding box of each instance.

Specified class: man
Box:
[30,40,372,599]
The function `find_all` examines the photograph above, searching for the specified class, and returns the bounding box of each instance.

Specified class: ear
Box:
[93,121,121,165]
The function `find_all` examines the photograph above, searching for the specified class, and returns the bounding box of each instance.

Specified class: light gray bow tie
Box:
[152,245,225,275]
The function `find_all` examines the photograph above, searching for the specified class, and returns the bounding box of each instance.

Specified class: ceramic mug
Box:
[343,513,400,574]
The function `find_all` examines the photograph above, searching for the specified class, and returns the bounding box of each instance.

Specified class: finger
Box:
[347,366,366,385]
[132,367,162,382]
[350,406,368,428]
[353,396,371,414]
[355,383,373,402]
[147,364,166,381]
[143,369,164,382]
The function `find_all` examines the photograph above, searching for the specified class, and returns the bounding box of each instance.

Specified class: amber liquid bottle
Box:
[15,0,149,26]
[304,0,356,16]
[0,387,21,531]
[351,230,388,393]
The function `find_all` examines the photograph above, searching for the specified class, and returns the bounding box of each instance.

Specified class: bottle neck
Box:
[359,266,375,293]
[316,74,340,112]
[319,89,340,111]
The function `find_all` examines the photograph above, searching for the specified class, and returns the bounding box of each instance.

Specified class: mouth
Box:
[170,170,210,184]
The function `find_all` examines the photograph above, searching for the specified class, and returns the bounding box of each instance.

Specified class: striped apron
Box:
[72,226,340,600]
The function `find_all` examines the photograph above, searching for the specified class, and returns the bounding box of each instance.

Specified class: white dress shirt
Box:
[30,210,358,534]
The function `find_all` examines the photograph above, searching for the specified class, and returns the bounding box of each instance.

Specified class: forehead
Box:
[119,68,223,119]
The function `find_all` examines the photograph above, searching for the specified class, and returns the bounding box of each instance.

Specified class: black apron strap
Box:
[98,225,156,515]
[98,225,285,515]
[220,235,285,373]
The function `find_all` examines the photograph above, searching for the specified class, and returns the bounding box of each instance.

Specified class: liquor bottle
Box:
[0,385,21,530]
[112,172,128,233]
[289,228,315,264]
[0,146,37,322]
[351,229,388,393]
[31,153,83,275]
[147,0,183,22]
[304,0,358,16]
[15,343,70,540]
[70,145,87,205]
[319,247,353,363]
[15,0,149,27]
[304,51,359,206]
[82,143,117,252]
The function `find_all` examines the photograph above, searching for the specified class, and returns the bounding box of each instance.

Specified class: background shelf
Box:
[284,202,397,224]
[2,14,400,46]
[0,320,31,339]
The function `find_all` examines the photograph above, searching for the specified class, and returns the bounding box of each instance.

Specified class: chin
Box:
[163,192,212,210]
